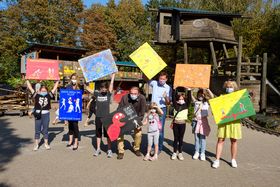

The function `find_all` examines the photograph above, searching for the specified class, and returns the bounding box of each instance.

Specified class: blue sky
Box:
[83,0,149,8]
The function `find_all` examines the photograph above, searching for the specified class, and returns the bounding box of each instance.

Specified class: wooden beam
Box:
[222,44,229,58]
[240,73,261,76]
[233,46,238,57]
[260,53,268,113]
[183,42,188,64]
[236,36,242,87]
[209,42,218,72]
[256,55,259,73]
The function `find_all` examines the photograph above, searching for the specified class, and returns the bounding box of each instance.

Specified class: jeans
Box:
[117,128,142,154]
[34,113,50,140]
[194,133,206,154]
[158,107,167,151]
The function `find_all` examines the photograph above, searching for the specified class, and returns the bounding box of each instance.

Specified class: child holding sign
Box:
[142,102,163,161]
[212,80,242,169]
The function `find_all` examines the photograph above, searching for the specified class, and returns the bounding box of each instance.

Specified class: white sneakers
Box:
[193,152,199,160]
[171,153,184,160]
[107,150,113,158]
[177,153,184,161]
[44,144,51,150]
[33,144,39,151]
[171,153,177,160]
[212,159,238,169]
[200,153,206,161]
[94,149,101,157]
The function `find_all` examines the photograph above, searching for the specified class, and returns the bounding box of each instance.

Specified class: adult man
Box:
[149,71,172,153]
[117,87,147,159]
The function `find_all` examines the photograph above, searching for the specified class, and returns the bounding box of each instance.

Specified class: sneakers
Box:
[178,153,184,161]
[44,144,51,150]
[200,153,206,161]
[94,149,101,157]
[107,150,113,158]
[149,154,158,161]
[212,160,220,169]
[231,159,238,168]
[193,152,199,160]
[171,152,177,160]
[117,153,124,160]
[143,154,150,161]
[33,144,39,151]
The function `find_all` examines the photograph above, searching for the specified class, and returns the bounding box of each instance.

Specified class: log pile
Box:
[0,89,29,112]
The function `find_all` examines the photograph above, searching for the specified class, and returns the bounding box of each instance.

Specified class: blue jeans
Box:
[34,113,50,140]
[159,107,167,151]
[194,133,206,154]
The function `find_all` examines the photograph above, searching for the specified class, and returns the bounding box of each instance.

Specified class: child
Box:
[191,88,214,161]
[171,88,191,161]
[143,102,163,161]
[212,80,242,169]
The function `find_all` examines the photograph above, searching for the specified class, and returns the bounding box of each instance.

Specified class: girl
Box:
[143,102,163,161]
[171,88,191,161]
[86,73,115,158]
[66,73,81,150]
[212,80,241,169]
[191,88,214,161]
[26,79,59,151]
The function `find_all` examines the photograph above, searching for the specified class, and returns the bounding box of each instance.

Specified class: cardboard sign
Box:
[78,49,118,82]
[101,105,143,142]
[26,59,59,80]
[129,42,167,80]
[209,89,256,125]
[173,64,211,88]
[59,89,82,121]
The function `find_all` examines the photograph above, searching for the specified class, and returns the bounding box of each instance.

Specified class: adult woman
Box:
[66,73,81,150]
[26,79,59,151]
[212,80,242,168]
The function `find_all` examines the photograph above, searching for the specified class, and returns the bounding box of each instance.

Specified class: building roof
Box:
[159,7,242,19]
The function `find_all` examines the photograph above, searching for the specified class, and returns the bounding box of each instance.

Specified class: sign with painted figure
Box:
[101,105,143,142]
[209,89,256,125]
[173,64,211,88]
[26,59,60,80]
[78,49,118,82]
[59,89,83,121]
[129,42,167,80]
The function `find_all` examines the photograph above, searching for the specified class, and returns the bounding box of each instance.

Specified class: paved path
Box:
[0,111,279,187]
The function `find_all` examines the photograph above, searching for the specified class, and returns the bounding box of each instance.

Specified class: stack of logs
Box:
[0,89,29,113]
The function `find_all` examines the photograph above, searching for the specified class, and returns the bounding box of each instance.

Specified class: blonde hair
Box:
[223,80,239,90]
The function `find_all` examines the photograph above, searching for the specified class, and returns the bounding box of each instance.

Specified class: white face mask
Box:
[71,80,77,84]
[226,88,234,93]
[198,97,203,101]
[130,94,138,100]
[159,80,166,85]
[178,100,185,105]
[150,109,156,113]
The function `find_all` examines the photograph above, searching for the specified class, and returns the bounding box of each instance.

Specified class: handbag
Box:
[170,106,181,129]
[34,96,46,120]
[191,102,202,134]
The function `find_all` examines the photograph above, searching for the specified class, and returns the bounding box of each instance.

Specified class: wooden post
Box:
[209,42,218,74]
[233,46,238,57]
[222,44,229,58]
[236,36,242,88]
[256,55,259,73]
[183,42,188,64]
[261,53,267,114]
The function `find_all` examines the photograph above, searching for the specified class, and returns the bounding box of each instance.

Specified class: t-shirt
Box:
[147,113,160,133]
[33,92,54,111]
[94,91,112,118]
[149,80,172,108]
[194,101,209,119]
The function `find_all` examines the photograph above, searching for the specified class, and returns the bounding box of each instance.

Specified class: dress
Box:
[217,120,242,139]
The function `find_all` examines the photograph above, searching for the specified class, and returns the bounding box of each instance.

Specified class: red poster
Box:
[26,59,60,80]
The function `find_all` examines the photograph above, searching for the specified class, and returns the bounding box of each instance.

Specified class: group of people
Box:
[26,71,242,169]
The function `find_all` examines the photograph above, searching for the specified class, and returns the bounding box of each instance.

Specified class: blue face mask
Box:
[130,94,138,100]
[40,92,48,96]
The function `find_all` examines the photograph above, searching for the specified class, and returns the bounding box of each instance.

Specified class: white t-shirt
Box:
[194,101,209,118]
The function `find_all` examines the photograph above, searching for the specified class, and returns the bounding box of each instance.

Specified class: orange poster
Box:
[173,64,211,88]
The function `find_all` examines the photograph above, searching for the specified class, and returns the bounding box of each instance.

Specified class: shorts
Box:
[147,130,159,146]
[95,117,108,138]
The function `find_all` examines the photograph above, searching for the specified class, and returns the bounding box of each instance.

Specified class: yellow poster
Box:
[129,42,167,80]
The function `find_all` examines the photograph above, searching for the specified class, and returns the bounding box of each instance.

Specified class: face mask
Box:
[178,100,185,105]
[71,80,77,85]
[198,97,203,101]
[101,91,107,96]
[130,94,138,100]
[40,92,47,96]
[226,88,234,93]
[159,80,166,85]
[151,109,156,113]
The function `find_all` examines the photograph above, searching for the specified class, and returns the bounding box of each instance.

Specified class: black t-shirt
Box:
[33,92,54,110]
[94,91,111,117]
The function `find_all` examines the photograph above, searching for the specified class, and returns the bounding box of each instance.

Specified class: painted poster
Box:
[129,42,167,80]
[59,89,83,121]
[26,59,59,80]
[209,89,256,125]
[101,105,143,142]
[173,64,211,88]
[78,49,118,82]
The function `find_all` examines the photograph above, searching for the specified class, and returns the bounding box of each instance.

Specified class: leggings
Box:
[88,110,94,119]
[68,121,79,139]
[172,123,186,153]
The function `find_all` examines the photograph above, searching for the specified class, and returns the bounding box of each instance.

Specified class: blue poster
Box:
[59,89,82,121]
[78,49,118,82]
